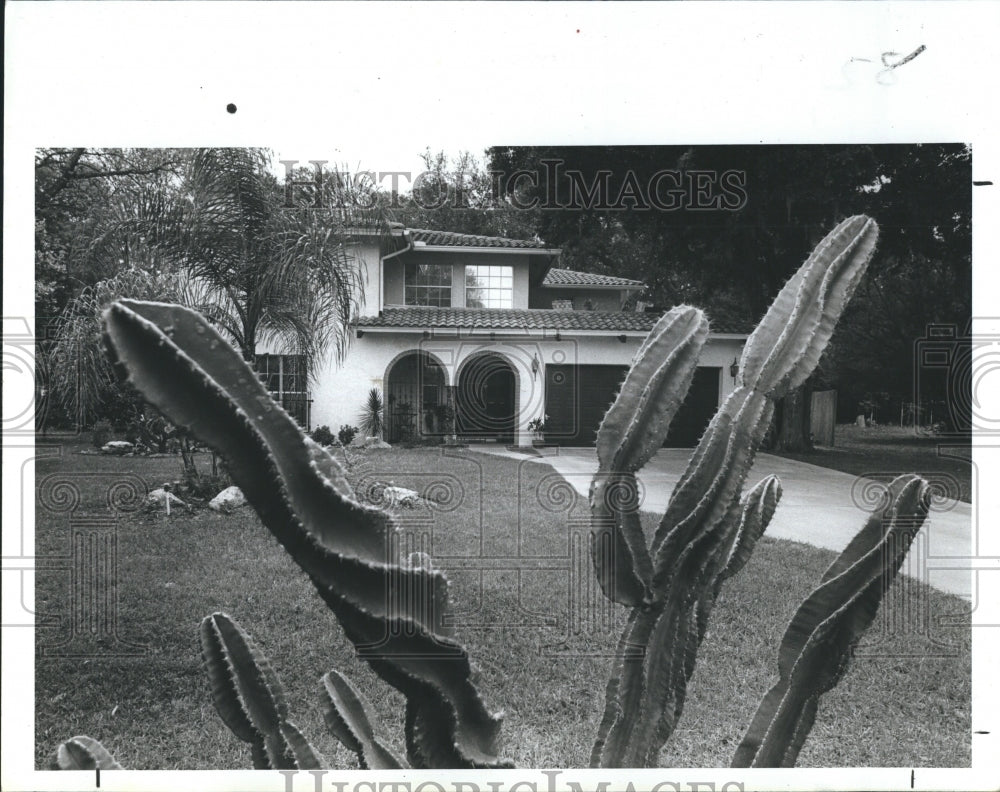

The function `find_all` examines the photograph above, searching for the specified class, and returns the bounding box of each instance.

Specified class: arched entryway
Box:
[385,351,449,443]
[456,353,516,443]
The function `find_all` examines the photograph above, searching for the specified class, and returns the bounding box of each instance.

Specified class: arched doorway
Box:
[456,353,516,442]
[385,351,448,443]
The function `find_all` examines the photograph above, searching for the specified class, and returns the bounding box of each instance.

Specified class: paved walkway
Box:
[469,444,973,600]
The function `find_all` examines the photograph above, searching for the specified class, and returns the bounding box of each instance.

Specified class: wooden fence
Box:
[810,389,837,446]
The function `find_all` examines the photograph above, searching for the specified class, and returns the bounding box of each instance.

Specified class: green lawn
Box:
[34,439,970,769]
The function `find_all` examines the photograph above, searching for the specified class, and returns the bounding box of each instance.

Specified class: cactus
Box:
[101,299,508,769]
[733,474,930,767]
[590,306,708,607]
[199,612,325,769]
[48,736,122,770]
[321,669,406,769]
[590,216,880,767]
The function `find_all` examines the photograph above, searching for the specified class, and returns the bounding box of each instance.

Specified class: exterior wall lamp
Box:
[531,353,540,380]
[730,357,740,384]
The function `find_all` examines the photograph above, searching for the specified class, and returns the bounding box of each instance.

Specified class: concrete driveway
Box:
[471,445,973,600]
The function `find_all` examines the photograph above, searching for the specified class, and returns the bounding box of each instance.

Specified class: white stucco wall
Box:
[256,233,748,444]
[310,330,746,445]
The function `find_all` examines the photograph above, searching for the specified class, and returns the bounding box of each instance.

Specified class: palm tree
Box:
[48,266,212,428]
[145,148,389,369]
[45,147,391,429]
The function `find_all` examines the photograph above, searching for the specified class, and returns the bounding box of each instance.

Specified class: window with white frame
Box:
[255,354,310,427]
[404,263,452,307]
[465,265,512,309]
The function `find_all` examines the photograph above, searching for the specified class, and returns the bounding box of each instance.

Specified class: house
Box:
[262,224,750,447]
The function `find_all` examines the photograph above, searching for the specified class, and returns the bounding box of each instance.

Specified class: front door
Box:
[456,354,516,442]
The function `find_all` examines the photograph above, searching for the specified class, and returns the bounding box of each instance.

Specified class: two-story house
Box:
[266,224,749,447]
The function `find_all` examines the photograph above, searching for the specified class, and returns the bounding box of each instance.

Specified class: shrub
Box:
[181,470,232,501]
[125,409,176,453]
[337,424,359,447]
[309,425,336,446]
[358,388,384,439]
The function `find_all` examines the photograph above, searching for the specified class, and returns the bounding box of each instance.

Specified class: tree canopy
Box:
[39,148,390,428]
[486,144,971,420]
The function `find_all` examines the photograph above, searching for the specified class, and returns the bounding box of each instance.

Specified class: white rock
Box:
[101,440,134,455]
[381,485,423,509]
[362,437,391,449]
[146,488,187,509]
[209,485,247,513]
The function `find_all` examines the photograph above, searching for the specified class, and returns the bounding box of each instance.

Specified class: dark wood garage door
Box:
[545,364,720,448]
[545,364,629,446]
[663,366,721,447]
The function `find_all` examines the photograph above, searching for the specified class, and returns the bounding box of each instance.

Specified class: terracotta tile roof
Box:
[542,268,645,288]
[407,228,554,250]
[357,307,751,335]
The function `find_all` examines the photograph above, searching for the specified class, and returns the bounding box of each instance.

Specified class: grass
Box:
[34,437,970,769]
[773,423,972,503]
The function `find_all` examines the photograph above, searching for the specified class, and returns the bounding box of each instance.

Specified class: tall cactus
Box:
[590,216,880,767]
[101,300,509,769]
[733,474,930,768]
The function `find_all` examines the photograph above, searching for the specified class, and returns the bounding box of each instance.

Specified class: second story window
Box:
[404,263,452,307]
[466,265,513,309]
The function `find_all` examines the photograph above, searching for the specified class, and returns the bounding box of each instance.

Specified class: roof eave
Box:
[352,324,746,339]
[411,243,562,255]
[541,282,645,291]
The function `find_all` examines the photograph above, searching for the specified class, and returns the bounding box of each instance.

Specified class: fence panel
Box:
[810,389,837,446]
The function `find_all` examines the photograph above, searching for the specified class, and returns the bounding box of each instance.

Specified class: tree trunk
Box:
[774,385,813,452]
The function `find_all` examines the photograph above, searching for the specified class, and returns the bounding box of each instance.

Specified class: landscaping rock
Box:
[382,485,424,509]
[209,485,247,514]
[363,481,424,509]
[146,488,187,511]
[360,436,391,449]
[101,440,134,455]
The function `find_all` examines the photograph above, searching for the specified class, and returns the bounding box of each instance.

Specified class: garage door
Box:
[545,364,720,448]
[545,364,629,446]
[663,366,721,447]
